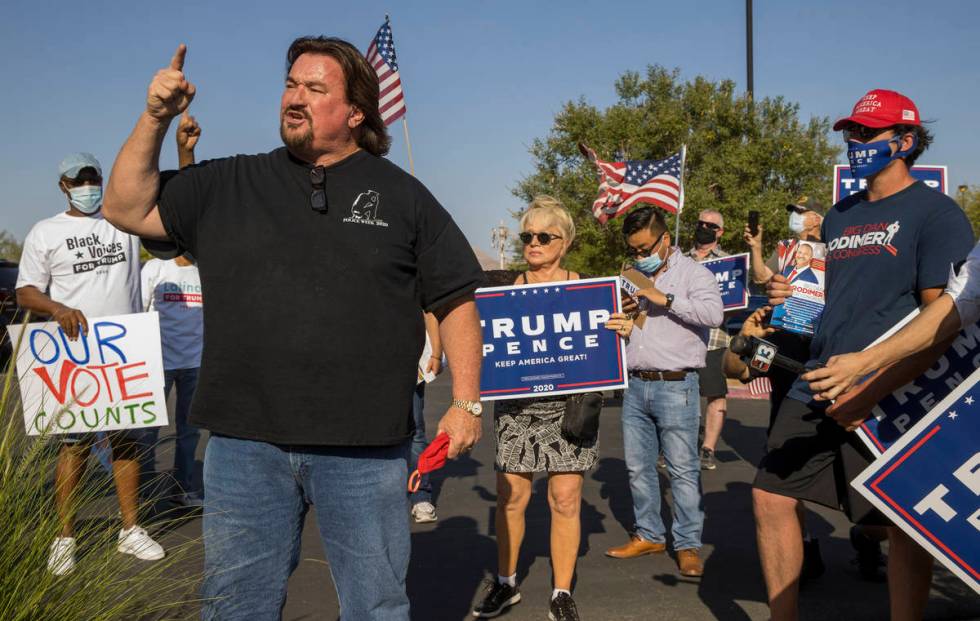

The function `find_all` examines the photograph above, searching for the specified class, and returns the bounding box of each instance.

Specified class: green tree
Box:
[0,231,22,262]
[512,66,840,275]
[958,185,980,236]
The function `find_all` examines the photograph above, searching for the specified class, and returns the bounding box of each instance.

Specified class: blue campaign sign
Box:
[857,313,980,456]
[701,253,750,311]
[475,276,628,401]
[853,367,980,594]
[833,164,947,203]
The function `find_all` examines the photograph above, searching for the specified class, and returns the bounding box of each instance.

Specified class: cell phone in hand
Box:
[748,210,760,237]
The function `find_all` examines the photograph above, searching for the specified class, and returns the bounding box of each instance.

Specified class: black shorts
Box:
[697,349,728,399]
[753,397,888,525]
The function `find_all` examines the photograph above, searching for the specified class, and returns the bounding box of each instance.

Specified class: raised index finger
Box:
[170,44,187,71]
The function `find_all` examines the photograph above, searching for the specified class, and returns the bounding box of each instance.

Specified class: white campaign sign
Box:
[7,312,168,436]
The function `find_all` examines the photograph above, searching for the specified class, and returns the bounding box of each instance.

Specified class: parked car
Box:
[0,260,20,369]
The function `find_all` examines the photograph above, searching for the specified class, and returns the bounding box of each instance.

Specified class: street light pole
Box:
[491,221,511,270]
[746,0,754,99]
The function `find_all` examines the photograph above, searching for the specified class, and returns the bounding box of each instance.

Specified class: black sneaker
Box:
[850,526,886,582]
[549,592,580,621]
[472,579,521,618]
[799,538,825,586]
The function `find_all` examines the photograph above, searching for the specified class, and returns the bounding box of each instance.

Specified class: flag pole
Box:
[674,144,687,242]
[402,117,416,177]
[385,14,415,177]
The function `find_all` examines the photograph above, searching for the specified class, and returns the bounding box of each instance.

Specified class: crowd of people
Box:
[11,33,977,621]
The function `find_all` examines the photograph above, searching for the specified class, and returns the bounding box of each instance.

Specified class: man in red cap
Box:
[759,90,973,620]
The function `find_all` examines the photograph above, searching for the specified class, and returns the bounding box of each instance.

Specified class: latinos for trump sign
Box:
[8,313,168,435]
[853,366,980,594]
[857,310,980,456]
[701,253,750,311]
[834,164,947,203]
[475,277,628,400]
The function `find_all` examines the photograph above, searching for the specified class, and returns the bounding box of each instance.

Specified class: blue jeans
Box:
[142,367,202,494]
[409,383,432,505]
[201,435,411,620]
[621,373,704,550]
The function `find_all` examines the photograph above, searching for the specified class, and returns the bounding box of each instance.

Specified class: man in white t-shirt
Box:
[15,152,165,575]
[141,253,204,506]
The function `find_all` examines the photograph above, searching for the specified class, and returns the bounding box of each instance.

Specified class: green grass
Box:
[0,322,203,620]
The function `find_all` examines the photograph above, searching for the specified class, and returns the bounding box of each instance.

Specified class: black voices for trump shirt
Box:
[150,147,482,445]
[789,181,974,403]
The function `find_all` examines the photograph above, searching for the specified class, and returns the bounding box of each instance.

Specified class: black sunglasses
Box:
[697,220,721,231]
[310,166,327,213]
[520,232,563,246]
[843,124,893,143]
[626,231,666,258]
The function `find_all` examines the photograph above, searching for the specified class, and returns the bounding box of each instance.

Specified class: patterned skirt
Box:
[493,397,599,473]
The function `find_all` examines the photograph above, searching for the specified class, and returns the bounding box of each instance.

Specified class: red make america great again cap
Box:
[833,89,920,131]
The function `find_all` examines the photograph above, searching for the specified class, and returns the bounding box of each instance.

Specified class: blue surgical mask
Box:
[788,212,806,234]
[67,185,103,214]
[635,252,663,275]
[847,134,917,180]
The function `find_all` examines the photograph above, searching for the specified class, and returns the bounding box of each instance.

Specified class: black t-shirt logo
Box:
[343,190,388,227]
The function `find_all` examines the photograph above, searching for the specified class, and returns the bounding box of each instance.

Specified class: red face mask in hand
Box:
[408,432,451,493]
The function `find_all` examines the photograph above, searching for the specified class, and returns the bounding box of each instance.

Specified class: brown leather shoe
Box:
[605,535,666,559]
[677,548,704,577]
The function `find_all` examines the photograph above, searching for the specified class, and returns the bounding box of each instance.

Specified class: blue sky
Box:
[2,1,978,258]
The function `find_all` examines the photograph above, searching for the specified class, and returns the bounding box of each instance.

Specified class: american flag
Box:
[581,144,684,223]
[366,20,406,125]
[748,377,772,396]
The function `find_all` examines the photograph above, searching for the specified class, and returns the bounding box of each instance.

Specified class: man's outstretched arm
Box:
[104,44,195,239]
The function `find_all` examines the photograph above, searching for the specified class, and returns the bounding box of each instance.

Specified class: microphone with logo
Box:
[728,335,807,376]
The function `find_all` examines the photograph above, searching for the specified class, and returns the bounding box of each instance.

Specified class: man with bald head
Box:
[103,38,484,619]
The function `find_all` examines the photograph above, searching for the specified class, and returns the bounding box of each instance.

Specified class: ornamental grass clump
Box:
[0,325,202,620]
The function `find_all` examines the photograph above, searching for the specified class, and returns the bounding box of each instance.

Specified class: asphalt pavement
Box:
[143,374,979,620]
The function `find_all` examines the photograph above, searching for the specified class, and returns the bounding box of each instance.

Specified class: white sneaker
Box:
[411,501,438,524]
[175,492,204,507]
[48,537,76,576]
[117,526,165,561]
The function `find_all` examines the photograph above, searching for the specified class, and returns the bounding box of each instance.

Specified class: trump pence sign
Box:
[475,277,628,400]
[854,366,980,594]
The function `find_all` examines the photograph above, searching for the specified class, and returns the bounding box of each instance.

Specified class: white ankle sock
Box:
[498,573,516,587]
[552,588,570,601]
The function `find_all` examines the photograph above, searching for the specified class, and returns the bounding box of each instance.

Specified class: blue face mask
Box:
[635,253,662,275]
[67,185,103,214]
[634,236,667,274]
[847,134,917,180]
[788,212,806,234]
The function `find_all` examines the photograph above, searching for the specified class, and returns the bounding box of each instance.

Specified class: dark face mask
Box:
[694,226,717,245]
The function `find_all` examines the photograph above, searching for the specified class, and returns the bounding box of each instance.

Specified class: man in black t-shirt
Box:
[103,38,484,620]
[758,90,974,621]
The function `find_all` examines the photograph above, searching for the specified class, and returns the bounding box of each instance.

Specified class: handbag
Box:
[560,392,604,443]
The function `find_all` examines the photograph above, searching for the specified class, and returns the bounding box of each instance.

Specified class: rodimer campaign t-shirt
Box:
[152,147,482,446]
[16,212,141,317]
[141,258,203,371]
[788,181,974,402]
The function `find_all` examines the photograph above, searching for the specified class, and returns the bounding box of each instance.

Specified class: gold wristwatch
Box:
[451,398,483,417]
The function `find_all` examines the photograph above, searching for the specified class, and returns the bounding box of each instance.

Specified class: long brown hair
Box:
[286,36,391,156]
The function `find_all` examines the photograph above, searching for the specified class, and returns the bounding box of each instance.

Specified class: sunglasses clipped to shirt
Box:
[310,166,327,213]
[519,232,563,246]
